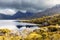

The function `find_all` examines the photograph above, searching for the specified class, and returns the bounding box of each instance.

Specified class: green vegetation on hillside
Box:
[25,14,60,26]
[19,14,60,40]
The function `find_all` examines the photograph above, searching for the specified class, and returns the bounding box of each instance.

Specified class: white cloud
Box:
[20,10,26,13]
[0,9,16,15]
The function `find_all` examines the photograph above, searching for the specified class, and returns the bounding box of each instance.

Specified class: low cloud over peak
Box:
[0,9,16,15]
[0,0,60,15]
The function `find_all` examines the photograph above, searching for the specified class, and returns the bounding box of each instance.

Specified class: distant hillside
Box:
[0,13,12,19]
[1,5,60,19]
[34,5,60,18]
[12,11,35,19]
[0,11,35,19]
[26,14,60,26]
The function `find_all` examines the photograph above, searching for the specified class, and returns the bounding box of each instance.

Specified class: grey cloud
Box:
[0,0,56,11]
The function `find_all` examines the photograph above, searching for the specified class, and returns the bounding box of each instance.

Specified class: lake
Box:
[0,20,39,38]
[0,20,39,30]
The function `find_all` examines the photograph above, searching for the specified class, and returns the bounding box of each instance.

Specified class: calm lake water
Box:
[0,20,39,30]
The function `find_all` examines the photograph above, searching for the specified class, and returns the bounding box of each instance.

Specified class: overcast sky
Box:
[0,0,60,15]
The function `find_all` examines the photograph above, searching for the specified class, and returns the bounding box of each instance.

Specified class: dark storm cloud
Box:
[0,0,56,11]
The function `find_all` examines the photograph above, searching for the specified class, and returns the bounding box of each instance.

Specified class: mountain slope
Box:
[12,11,35,19]
[35,4,60,18]
[0,13,12,19]
[0,4,60,19]
[0,11,35,19]
[26,14,60,27]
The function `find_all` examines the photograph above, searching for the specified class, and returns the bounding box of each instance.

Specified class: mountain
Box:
[35,4,60,18]
[0,4,60,19]
[12,11,35,19]
[0,11,35,19]
[0,13,12,19]
[12,11,25,19]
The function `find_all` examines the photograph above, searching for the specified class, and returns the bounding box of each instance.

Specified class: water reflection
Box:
[0,20,39,31]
